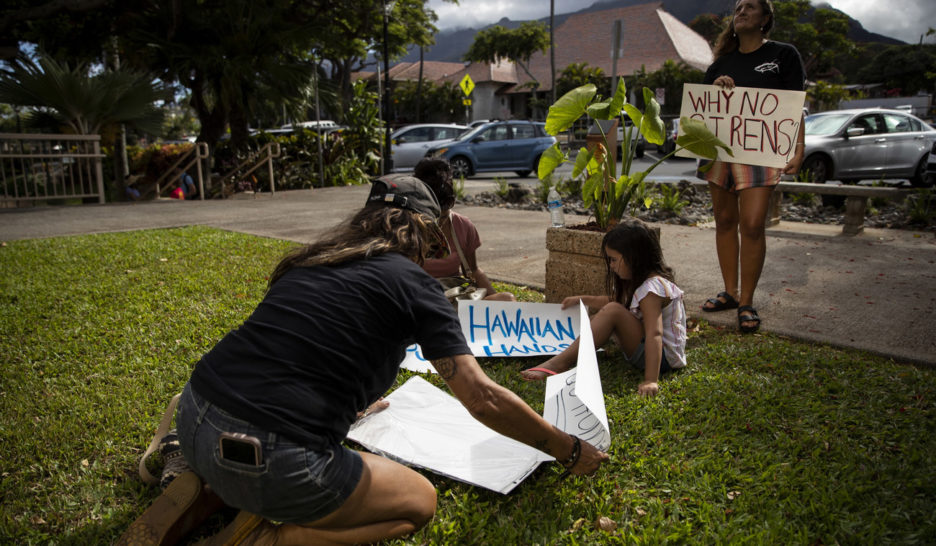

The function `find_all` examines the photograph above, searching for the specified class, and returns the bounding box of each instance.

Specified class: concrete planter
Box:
[545,227,607,303]
[544,224,660,303]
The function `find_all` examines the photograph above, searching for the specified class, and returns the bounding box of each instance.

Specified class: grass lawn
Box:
[1,226,934,544]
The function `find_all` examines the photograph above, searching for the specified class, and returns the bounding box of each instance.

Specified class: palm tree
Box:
[0,53,164,136]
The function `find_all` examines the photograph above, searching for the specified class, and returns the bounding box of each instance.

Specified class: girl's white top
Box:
[629,276,687,368]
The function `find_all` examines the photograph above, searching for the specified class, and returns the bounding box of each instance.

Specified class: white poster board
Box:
[676,83,806,168]
[400,301,581,373]
[543,301,611,451]
[347,376,546,494]
[348,301,609,493]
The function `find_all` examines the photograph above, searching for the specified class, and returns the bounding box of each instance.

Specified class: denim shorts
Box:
[624,341,673,374]
[176,382,363,523]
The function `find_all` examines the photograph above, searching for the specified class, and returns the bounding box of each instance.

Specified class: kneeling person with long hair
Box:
[171,175,607,544]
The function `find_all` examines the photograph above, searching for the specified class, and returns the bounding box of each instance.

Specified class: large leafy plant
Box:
[538,80,731,229]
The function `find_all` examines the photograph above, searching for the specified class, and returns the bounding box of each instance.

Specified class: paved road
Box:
[2,183,934,366]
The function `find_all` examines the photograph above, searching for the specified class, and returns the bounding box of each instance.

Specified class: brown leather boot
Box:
[197,510,278,545]
[117,471,225,545]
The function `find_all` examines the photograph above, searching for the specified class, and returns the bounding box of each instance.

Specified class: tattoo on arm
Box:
[433,357,457,380]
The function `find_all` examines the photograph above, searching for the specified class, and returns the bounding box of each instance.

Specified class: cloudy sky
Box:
[426,0,934,44]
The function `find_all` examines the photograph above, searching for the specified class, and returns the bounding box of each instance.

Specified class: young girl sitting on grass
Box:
[520,218,687,396]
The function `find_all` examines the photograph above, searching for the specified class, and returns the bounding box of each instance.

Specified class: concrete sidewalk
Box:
[2,186,934,366]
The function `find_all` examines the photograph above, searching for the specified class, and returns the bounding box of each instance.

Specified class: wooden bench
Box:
[768,181,910,235]
[645,178,910,236]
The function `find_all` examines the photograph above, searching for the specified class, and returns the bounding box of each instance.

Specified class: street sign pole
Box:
[460,74,475,125]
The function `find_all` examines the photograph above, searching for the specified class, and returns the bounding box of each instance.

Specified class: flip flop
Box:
[520,367,559,381]
[702,291,739,312]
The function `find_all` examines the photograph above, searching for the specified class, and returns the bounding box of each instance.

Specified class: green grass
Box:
[1,227,934,544]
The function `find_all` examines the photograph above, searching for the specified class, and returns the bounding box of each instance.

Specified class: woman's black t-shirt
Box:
[704,40,805,92]
[190,252,468,447]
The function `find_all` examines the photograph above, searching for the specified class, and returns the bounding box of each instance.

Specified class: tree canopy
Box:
[0,53,164,135]
[464,22,550,86]
[556,63,607,100]
[1,0,447,148]
[630,60,704,116]
[857,44,936,95]
[770,0,856,81]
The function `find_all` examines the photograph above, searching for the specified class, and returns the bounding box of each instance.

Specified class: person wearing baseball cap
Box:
[123,174,608,545]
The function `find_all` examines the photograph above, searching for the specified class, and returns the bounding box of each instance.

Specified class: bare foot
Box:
[520,365,564,382]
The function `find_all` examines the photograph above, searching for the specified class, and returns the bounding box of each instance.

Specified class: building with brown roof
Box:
[522,2,712,93]
[355,2,712,123]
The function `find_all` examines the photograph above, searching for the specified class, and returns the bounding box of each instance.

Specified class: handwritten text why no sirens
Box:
[687,87,798,155]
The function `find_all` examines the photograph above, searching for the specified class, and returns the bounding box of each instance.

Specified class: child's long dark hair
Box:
[602,218,675,307]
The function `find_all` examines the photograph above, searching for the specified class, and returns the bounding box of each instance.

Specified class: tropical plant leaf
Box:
[538,143,565,180]
[622,103,642,129]
[639,88,665,146]
[608,78,627,116]
[581,160,603,210]
[545,84,595,135]
[586,101,612,120]
[677,117,733,159]
[572,146,592,179]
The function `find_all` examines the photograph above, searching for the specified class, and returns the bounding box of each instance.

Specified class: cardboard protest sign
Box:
[350,301,610,494]
[400,301,581,373]
[676,83,806,168]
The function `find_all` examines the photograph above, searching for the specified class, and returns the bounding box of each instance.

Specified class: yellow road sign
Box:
[462,99,472,106]
[460,74,475,96]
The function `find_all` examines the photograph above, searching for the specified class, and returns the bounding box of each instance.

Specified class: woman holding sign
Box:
[122,175,607,545]
[698,0,806,333]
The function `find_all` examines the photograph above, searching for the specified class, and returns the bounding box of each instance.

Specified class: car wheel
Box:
[515,170,531,178]
[803,155,830,184]
[635,143,645,159]
[909,155,929,187]
[450,156,472,179]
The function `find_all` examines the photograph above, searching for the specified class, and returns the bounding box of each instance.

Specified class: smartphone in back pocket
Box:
[219,432,262,465]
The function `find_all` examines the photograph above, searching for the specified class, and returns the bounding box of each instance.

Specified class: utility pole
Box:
[382,1,395,174]
[550,0,556,104]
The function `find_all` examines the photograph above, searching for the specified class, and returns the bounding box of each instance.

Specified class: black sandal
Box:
[737,305,761,334]
[702,291,739,312]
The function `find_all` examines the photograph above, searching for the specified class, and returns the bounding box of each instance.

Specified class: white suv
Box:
[390,124,467,171]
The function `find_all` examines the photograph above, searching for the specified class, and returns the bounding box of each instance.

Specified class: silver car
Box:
[390,123,467,171]
[803,108,936,187]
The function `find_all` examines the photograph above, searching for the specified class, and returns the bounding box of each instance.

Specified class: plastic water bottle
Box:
[547,188,564,228]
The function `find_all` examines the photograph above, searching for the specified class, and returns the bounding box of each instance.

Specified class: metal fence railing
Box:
[152,142,209,200]
[217,142,281,197]
[0,133,106,207]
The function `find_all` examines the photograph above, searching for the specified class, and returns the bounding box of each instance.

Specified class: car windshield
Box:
[805,114,852,136]
[452,125,485,142]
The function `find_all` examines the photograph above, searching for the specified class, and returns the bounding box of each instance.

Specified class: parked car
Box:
[426,120,556,178]
[658,118,680,155]
[390,123,467,171]
[928,141,936,186]
[802,108,936,187]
